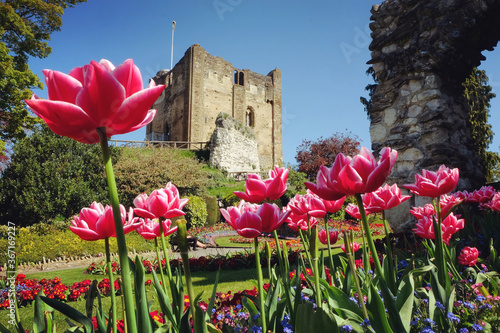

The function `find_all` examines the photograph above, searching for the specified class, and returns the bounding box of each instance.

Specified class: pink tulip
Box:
[466,186,497,203]
[136,218,178,240]
[312,190,346,214]
[345,203,363,219]
[484,192,500,211]
[318,229,339,245]
[403,165,459,198]
[133,183,189,219]
[439,194,463,217]
[341,242,361,253]
[70,202,140,241]
[458,246,479,266]
[25,59,165,144]
[413,212,464,245]
[234,166,288,203]
[287,192,326,219]
[221,201,290,238]
[306,147,398,200]
[286,215,320,232]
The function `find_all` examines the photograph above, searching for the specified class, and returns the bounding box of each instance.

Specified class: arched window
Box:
[238,71,244,86]
[164,121,171,141]
[246,108,254,127]
[233,70,238,84]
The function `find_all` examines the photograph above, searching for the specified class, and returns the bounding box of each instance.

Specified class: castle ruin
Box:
[147,44,283,172]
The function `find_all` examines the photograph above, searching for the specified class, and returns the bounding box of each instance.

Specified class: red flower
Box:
[221,201,290,238]
[134,182,189,219]
[234,166,288,203]
[341,242,361,253]
[362,183,411,213]
[306,147,397,200]
[25,59,164,143]
[318,229,339,245]
[466,186,497,203]
[70,202,140,241]
[286,192,326,219]
[458,247,479,266]
[413,212,464,245]
[136,218,178,240]
[403,165,459,198]
[484,192,500,212]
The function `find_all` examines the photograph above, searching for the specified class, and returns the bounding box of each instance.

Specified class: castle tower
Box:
[147,44,283,170]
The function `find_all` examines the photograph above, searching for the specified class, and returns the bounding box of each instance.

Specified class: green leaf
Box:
[40,297,92,333]
[395,274,414,332]
[0,322,11,333]
[365,283,393,333]
[152,270,177,331]
[193,304,208,333]
[206,269,221,322]
[135,255,152,333]
[33,290,47,333]
[321,281,364,321]
[295,302,339,333]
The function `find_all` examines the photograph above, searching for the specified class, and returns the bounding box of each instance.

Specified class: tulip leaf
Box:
[135,256,153,333]
[395,274,414,332]
[295,302,339,333]
[40,296,93,333]
[152,269,177,330]
[179,308,192,333]
[242,296,260,326]
[0,322,10,333]
[33,290,47,333]
[193,303,209,333]
[365,284,393,333]
[320,280,364,321]
[206,269,221,322]
[85,280,99,319]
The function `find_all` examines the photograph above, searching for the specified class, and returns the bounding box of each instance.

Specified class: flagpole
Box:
[170,21,176,70]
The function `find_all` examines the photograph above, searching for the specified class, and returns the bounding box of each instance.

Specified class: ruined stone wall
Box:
[148,44,282,171]
[368,0,500,231]
[210,113,260,173]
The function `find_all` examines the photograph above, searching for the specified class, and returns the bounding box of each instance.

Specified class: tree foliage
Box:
[360,66,378,119]
[0,0,87,150]
[295,132,361,180]
[463,68,500,182]
[0,124,118,226]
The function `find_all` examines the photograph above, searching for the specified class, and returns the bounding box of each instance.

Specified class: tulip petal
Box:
[44,70,83,103]
[112,59,143,97]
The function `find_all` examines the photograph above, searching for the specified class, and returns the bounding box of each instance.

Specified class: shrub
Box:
[204,195,221,226]
[184,195,208,229]
[221,192,241,208]
[0,125,120,226]
[113,147,209,207]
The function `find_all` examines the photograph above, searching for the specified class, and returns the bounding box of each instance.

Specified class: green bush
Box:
[0,125,120,226]
[184,195,208,229]
[114,147,209,207]
[221,192,241,208]
[204,195,221,226]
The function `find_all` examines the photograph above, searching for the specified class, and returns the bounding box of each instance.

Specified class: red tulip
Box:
[403,165,459,198]
[412,212,464,245]
[341,242,361,253]
[287,192,326,219]
[286,215,320,232]
[466,186,497,203]
[306,147,398,200]
[484,192,500,211]
[318,229,339,245]
[312,190,346,214]
[458,246,479,266]
[70,202,140,241]
[133,183,189,219]
[136,218,178,240]
[25,59,165,144]
[220,201,290,238]
[234,166,288,203]
[345,203,363,219]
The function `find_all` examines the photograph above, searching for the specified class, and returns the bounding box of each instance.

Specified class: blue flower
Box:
[464,302,476,310]
[421,327,435,333]
[235,326,242,332]
[475,295,486,302]
[251,326,262,333]
[459,328,469,333]
[340,325,353,332]
[435,301,445,310]
[253,314,260,320]
[361,319,371,327]
[480,303,492,310]
[216,314,223,320]
[447,312,460,323]
[238,312,246,318]
[410,318,420,326]
[472,323,484,331]
[424,318,435,326]
[235,304,242,310]
[349,296,358,305]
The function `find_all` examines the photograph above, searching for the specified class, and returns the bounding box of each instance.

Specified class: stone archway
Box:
[367,0,500,230]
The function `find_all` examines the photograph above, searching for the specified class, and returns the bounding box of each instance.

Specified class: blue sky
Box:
[29,0,500,166]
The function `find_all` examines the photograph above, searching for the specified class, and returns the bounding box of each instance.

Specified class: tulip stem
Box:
[355,193,384,279]
[105,238,117,333]
[309,224,323,309]
[154,237,168,294]
[159,221,174,280]
[254,237,267,332]
[177,220,196,322]
[324,217,336,286]
[98,128,137,332]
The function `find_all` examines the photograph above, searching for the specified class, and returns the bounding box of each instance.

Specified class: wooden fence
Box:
[108,140,208,150]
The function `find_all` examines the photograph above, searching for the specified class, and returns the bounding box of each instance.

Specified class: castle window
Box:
[246,107,254,127]
[233,70,244,86]
[164,121,171,141]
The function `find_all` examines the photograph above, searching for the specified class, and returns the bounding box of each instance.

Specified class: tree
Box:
[0,0,87,155]
[462,68,500,183]
[295,132,360,180]
[0,124,118,226]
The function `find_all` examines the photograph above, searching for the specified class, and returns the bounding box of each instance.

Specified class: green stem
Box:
[344,233,369,320]
[433,197,449,293]
[154,237,168,295]
[105,238,117,333]
[324,216,336,286]
[254,237,267,332]
[177,220,196,321]
[355,193,384,279]
[159,220,173,280]
[98,128,137,332]
[310,224,322,308]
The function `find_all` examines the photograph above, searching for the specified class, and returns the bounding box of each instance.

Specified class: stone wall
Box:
[209,113,260,173]
[368,0,500,231]
[148,44,282,171]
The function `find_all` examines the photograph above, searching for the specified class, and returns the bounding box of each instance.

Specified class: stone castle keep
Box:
[147,44,283,172]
